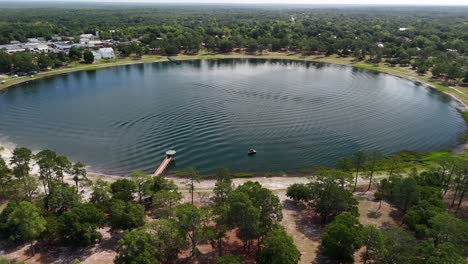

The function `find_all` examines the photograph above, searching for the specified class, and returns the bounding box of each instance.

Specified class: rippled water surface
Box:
[0,59,465,175]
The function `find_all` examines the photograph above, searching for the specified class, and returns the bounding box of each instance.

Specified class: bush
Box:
[286,183,312,202]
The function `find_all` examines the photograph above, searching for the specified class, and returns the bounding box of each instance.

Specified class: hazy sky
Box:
[7,0,468,5]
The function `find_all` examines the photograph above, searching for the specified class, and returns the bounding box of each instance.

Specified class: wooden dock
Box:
[152,150,176,176]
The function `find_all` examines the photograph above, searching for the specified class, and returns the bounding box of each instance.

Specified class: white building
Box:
[80,34,95,40]
[93,47,115,60]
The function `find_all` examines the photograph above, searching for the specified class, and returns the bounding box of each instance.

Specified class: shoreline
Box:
[1,52,466,111]
[0,52,466,175]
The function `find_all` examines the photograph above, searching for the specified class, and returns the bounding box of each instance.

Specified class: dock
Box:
[153,150,176,176]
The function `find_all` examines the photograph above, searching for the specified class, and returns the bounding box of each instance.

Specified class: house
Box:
[92,51,102,60]
[80,34,95,40]
[93,47,115,60]
[99,48,115,59]
[399,27,408,31]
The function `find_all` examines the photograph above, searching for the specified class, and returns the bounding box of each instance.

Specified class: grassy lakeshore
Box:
[1,51,467,111]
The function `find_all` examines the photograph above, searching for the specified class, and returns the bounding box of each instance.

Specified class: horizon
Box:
[1,0,468,6]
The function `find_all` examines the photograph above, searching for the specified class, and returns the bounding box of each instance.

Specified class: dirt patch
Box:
[0,227,119,264]
[355,191,401,228]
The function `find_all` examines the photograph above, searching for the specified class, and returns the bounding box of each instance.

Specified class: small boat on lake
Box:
[248,149,257,155]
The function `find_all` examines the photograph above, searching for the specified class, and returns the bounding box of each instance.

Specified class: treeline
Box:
[286,150,468,263]
[0,7,467,82]
[0,47,95,74]
[0,148,299,263]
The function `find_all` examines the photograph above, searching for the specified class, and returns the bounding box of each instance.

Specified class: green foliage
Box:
[111,178,137,201]
[46,182,80,214]
[89,179,112,211]
[257,227,301,264]
[307,169,357,222]
[130,171,150,203]
[109,199,145,231]
[83,50,94,64]
[234,181,282,237]
[0,201,46,244]
[58,203,106,246]
[152,190,182,218]
[320,213,363,262]
[115,229,158,264]
[215,254,242,264]
[71,162,88,193]
[69,47,82,61]
[286,183,312,202]
[175,204,213,256]
[144,219,188,262]
[360,225,385,264]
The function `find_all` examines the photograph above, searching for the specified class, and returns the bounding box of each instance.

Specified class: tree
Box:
[109,200,145,231]
[185,167,201,205]
[10,147,35,199]
[361,225,385,264]
[37,52,53,70]
[257,227,301,264]
[83,50,94,64]
[0,156,12,198]
[71,162,88,193]
[381,227,420,264]
[234,182,282,238]
[111,179,137,201]
[429,213,468,248]
[225,187,264,250]
[320,213,363,262]
[175,204,212,257]
[365,151,383,191]
[130,171,150,203]
[3,201,46,255]
[307,171,357,223]
[54,155,71,183]
[395,177,420,212]
[10,147,31,179]
[352,151,367,192]
[90,179,112,210]
[115,229,158,264]
[35,149,57,195]
[286,183,312,202]
[59,203,106,246]
[144,219,188,263]
[152,189,182,218]
[213,167,233,207]
[69,46,82,61]
[46,182,80,214]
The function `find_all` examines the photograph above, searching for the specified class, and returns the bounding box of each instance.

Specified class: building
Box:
[93,47,115,60]
[80,34,95,40]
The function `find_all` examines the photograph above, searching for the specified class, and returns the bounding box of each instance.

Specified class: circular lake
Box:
[0,59,465,175]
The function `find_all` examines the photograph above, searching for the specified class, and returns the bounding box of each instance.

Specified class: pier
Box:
[153,150,176,176]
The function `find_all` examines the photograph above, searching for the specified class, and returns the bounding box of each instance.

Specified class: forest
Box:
[0,147,467,263]
[0,6,467,82]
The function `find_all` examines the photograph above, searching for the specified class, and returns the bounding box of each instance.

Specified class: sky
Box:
[5,0,468,5]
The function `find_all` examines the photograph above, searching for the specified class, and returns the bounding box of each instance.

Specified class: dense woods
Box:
[0,148,298,263]
[1,145,467,263]
[286,150,468,263]
[0,6,467,83]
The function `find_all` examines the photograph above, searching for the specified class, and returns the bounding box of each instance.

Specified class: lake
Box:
[0,59,465,175]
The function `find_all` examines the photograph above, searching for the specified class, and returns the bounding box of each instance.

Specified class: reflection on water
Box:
[0,59,465,175]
